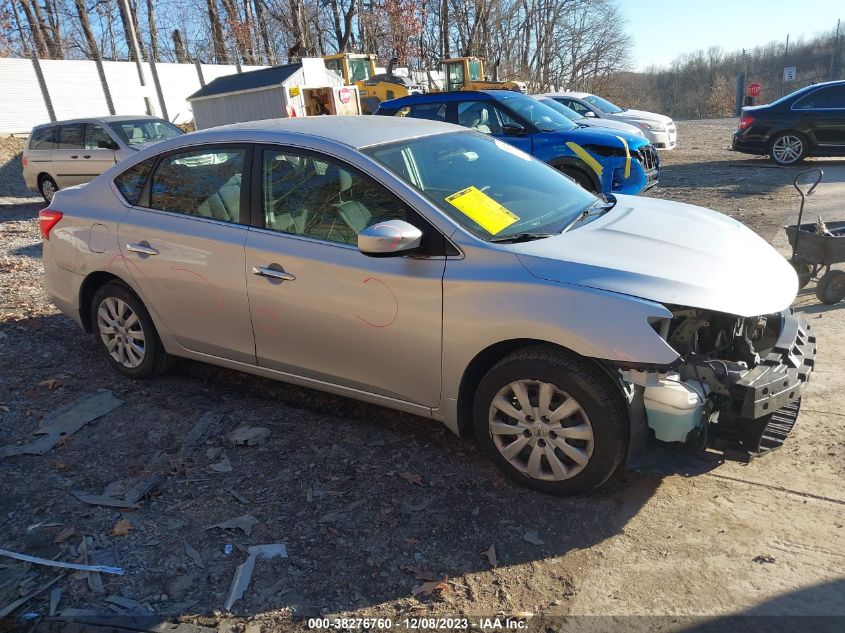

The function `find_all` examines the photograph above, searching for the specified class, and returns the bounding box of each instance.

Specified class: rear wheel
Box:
[815,270,845,305]
[769,132,808,166]
[473,347,628,496]
[91,282,170,378]
[38,175,58,203]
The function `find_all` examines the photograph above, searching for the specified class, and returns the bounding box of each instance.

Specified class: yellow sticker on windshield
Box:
[445,186,520,235]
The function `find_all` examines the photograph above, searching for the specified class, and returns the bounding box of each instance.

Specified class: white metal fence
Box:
[0,57,267,134]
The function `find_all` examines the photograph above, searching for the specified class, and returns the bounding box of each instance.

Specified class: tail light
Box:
[738,115,755,131]
[21,156,27,168]
[39,209,62,240]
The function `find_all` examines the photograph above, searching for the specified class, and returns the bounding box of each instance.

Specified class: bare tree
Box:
[206,0,230,62]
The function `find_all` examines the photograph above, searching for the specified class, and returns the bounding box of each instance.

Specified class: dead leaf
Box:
[412,579,452,598]
[39,378,63,391]
[482,544,498,567]
[111,519,133,537]
[53,527,76,543]
[523,530,545,546]
[0,405,9,413]
[402,566,436,581]
[206,514,259,536]
[326,527,340,536]
[492,476,507,488]
[399,472,424,486]
[228,426,271,446]
[405,538,420,545]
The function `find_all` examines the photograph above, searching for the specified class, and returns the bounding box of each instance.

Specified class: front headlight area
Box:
[637,121,667,133]
[619,307,783,449]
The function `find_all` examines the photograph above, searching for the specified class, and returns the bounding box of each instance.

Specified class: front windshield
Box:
[495,93,578,131]
[349,58,372,82]
[107,119,183,146]
[363,131,598,240]
[538,97,583,121]
[583,95,623,114]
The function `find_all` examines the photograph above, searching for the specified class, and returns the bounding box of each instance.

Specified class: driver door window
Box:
[261,149,412,246]
[562,99,589,115]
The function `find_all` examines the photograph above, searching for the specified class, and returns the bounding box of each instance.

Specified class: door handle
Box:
[83,155,91,159]
[70,155,78,159]
[252,266,295,281]
[126,243,159,256]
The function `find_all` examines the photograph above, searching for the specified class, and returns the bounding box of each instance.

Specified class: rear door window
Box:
[57,124,85,149]
[793,87,845,110]
[148,147,247,223]
[408,103,448,122]
[29,126,57,150]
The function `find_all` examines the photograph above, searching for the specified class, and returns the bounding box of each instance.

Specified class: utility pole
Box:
[119,0,154,115]
[780,34,789,97]
[830,19,842,81]
[735,48,747,117]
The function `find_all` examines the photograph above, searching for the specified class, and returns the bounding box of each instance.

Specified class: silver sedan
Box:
[40,116,813,495]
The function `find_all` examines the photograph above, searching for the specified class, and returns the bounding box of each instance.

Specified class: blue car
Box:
[376,90,659,196]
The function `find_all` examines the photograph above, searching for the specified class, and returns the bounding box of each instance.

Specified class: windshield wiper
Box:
[560,199,616,234]
[489,232,557,244]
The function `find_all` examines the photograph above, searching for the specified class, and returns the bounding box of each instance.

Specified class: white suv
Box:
[542,92,677,149]
[23,115,184,202]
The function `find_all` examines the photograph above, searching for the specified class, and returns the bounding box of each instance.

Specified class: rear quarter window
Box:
[29,126,57,150]
[114,159,154,205]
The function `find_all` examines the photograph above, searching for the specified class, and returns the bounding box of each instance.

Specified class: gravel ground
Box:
[1,120,843,633]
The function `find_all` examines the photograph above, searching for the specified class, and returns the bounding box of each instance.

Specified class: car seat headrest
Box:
[338,169,352,193]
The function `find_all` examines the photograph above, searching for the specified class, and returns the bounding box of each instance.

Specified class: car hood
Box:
[510,195,797,317]
[611,109,673,125]
[556,127,649,150]
[580,118,645,136]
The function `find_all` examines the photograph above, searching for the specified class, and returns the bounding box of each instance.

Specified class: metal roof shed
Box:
[187,58,349,129]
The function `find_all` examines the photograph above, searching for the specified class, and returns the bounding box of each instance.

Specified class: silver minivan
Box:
[23,115,184,202]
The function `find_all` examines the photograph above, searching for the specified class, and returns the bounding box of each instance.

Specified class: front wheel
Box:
[473,347,628,496]
[560,167,598,193]
[769,133,808,166]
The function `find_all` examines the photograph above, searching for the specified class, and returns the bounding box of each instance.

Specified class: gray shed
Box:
[188,58,358,129]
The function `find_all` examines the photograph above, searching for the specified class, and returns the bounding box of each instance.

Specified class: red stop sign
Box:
[339,87,351,104]
[747,82,762,97]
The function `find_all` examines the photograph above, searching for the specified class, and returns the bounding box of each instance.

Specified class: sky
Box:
[622,0,844,71]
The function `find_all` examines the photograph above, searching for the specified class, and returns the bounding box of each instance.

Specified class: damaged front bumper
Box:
[623,309,816,457]
[721,311,816,454]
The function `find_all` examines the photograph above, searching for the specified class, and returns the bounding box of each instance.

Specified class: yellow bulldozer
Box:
[438,57,527,94]
[322,53,525,114]
[322,53,422,114]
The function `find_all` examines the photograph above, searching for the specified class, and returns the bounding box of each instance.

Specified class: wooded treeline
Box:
[603,30,844,119]
[0,0,632,92]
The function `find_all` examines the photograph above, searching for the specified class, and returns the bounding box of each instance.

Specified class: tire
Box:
[815,269,845,305]
[90,281,170,379]
[769,132,808,166]
[561,167,598,193]
[38,175,58,203]
[473,346,628,496]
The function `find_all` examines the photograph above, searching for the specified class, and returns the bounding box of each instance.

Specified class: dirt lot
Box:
[1,120,843,633]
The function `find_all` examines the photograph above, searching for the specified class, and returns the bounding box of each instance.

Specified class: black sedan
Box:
[732,80,845,165]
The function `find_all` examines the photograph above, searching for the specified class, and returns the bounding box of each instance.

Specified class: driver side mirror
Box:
[583,110,597,118]
[358,219,423,257]
[502,122,526,136]
[97,139,119,150]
